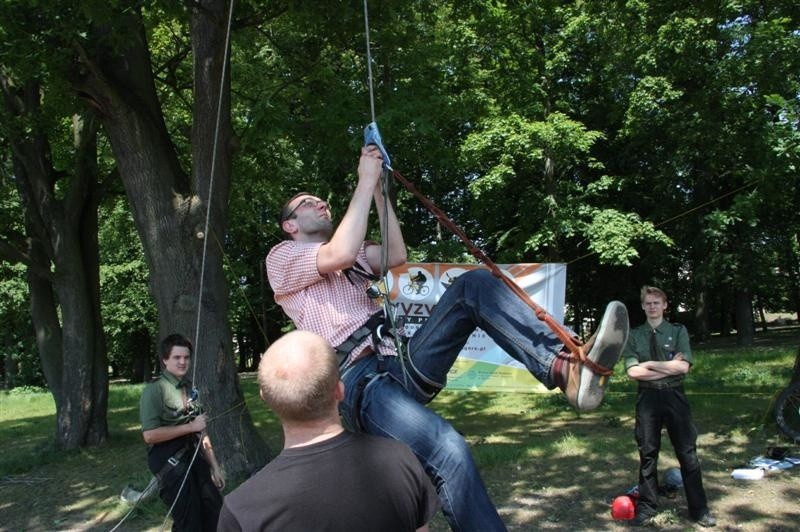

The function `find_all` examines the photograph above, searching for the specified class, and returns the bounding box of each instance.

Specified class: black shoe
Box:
[695,512,716,528]
[628,513,655,527]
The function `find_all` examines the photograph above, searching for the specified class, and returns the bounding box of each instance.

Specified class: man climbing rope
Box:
[139,334,224,531]
[265,145,629,531]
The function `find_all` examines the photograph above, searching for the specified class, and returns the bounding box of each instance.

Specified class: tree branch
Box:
[0,234,53,280]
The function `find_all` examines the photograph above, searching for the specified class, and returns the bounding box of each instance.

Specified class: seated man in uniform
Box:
[140,334,224,531]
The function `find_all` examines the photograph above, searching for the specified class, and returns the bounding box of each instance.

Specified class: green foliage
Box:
[1,0,799,392]
[462,112,603,197]
[98,196,156,378]
[6,385,48,395]
[621,76,683,135]
[0,263,42,387]
[581,208,672,266]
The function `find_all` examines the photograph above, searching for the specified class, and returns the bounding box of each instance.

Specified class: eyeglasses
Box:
[282,197,324,222]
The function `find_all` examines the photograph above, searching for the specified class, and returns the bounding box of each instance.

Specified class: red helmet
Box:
[611,495,636,520]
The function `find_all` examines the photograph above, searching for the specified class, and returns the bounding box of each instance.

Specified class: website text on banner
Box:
[388,263,566,392]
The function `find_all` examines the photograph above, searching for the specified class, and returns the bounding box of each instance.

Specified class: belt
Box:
[639,379,683,390]
[155,445,190,482]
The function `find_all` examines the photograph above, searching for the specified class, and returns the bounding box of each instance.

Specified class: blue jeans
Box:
[339,269,564,532]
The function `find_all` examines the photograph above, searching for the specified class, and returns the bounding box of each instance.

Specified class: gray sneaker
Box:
[695,512,716,528]
[565,301,629,411]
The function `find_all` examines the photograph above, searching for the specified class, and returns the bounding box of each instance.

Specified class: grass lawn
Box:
[1,327,799,531]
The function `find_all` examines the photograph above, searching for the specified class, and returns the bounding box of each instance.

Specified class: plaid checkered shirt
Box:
[266,240,397,366]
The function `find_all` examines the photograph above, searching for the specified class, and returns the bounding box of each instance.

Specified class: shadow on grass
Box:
[425,371,800,530]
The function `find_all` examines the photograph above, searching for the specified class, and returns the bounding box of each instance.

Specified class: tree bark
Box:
[188,0,270,477]
[74,113,109,445]
[719,287,732,337]
[756,297,768,333]
[71,2,270,477]
[782,236,800,322]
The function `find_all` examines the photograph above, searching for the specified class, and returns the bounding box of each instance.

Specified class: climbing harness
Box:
[334,309,389,366]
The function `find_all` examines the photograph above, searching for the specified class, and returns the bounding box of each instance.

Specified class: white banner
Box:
[386,263,567,391]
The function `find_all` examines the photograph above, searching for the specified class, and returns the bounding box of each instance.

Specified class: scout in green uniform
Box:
[623,286,715,528]
[140,334,225,531]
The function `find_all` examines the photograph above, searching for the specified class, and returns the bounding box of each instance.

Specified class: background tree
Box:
[0,166,40,388]
[0,68,109,448]
[65,0,271,476]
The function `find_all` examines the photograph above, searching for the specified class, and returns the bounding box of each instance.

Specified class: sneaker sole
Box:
[576,301,629,410]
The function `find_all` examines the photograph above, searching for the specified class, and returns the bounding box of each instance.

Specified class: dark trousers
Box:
[149,439,222,532]
[634,387,709,520]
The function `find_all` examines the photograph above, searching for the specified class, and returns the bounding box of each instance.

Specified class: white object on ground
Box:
[731,468,765,480]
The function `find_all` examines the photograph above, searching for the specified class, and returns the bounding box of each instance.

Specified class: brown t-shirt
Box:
[218,431,440,532]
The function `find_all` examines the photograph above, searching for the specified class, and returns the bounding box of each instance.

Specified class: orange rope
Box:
[390,169,593,363]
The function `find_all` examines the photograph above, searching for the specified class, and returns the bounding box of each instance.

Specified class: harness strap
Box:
[335,311,387,367]
[155,445,190,483]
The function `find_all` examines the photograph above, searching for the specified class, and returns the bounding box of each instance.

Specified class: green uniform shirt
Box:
[139,370,198,432]
[623,320,693,385]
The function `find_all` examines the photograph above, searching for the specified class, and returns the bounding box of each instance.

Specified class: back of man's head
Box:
[258,331,340,423]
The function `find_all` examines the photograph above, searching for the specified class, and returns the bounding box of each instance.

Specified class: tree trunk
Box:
[22,215,64,402]
[71,2,270,477]
[735,288,755,347]
[572,303,584,339]
[756,297,768,333]
[1,75,109,449]
[2,352,15,389]
[693,288,710,342]
[189,0,270,477]
[130,329,153,383]
[75,114,109,445]
[690,230,711,342]
[719,288,732,337]
[236,330,248,373]
[782,236,800,322]
[249,314,266,371]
